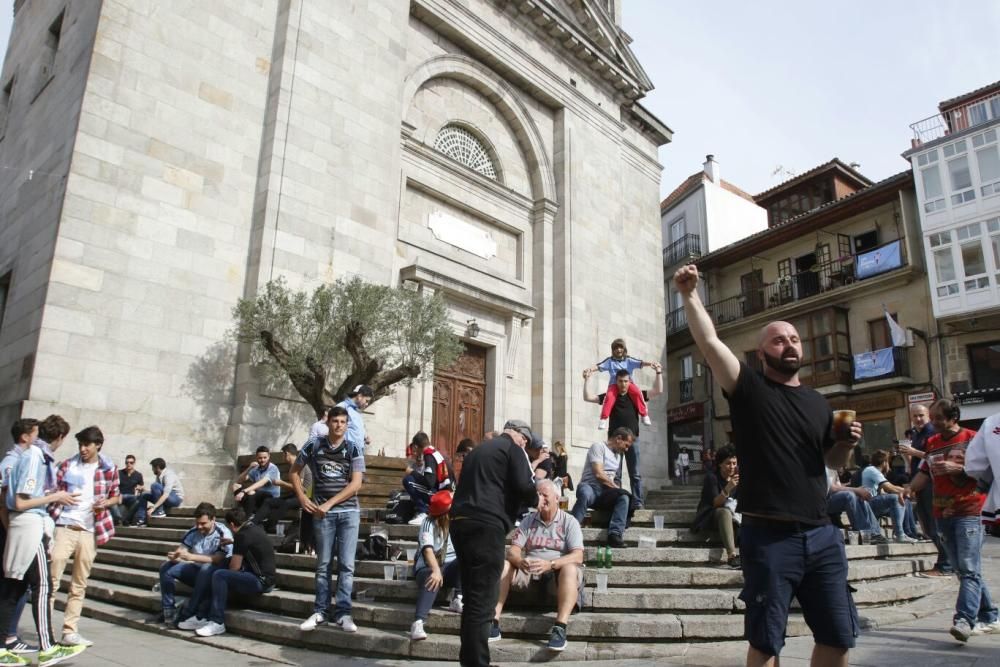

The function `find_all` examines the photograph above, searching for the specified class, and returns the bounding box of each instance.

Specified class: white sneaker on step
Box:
[410,620,427,641]
[408,513,428,526]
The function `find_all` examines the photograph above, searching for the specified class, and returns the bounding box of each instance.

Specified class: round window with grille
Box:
[433,125,498,180]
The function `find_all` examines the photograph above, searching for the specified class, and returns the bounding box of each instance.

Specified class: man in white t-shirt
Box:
[570,427,635,547]
[492,480,583,652]
[49,426,121,647]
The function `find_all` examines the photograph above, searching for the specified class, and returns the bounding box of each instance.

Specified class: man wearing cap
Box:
[337,385,373,455]
[450,420,539,667]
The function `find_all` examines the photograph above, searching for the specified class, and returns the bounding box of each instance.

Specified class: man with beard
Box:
[674,264,862,667]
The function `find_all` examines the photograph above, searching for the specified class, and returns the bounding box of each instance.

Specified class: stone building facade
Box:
[0,0,671,501]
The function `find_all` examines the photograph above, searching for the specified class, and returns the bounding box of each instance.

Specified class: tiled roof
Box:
[753,158,872,203]
[939,80,1000,111]
[660,172,756,213]
[696,170,913,267]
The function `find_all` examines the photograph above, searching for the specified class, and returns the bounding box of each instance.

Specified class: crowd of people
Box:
[1,298,997,667]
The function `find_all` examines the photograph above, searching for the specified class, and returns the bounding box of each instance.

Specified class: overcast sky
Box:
[623,0,1000,197]
[2,2,998,199]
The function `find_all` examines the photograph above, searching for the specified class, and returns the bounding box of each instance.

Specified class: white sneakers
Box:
[195,621,226,637]
[59,632,93,647]
[642,415,652,425]
[335,615,358,633]
[973,619,1000,635]
[410,620,427,641]
[448,594,464,613]
[408,513,428,526]
[597,419,608,430]
[299,612,327,631]
[177,616,210,631]
[893,534,918,544]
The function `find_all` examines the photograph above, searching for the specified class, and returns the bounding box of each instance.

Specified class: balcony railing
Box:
[663,234,702,266]
[910,92,1000,145]
[667,307,688,334]
[679,378,694,403]
[707,254,862,326]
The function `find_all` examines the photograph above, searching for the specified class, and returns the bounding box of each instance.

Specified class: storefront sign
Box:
[668,402,704,424]
[829,390,904,414]
[907,391,935,404]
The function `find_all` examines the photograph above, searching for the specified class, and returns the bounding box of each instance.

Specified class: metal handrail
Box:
[662,234,702,266]
[910,92,1000,145]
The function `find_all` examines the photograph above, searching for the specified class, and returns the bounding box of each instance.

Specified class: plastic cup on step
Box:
[595,572,608,593]
[383,564,395,581]
[638,535,656,550]
[356,589,372,603]
[396,563,408,581]
[276,523,285,537]
[653,515,664,530]
[406,547,417,562]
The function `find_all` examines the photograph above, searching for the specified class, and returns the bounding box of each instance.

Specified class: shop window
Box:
[968,342,1000,390]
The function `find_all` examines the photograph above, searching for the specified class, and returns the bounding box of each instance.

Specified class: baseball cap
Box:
[428,490,453,518]
[349,384,374,397]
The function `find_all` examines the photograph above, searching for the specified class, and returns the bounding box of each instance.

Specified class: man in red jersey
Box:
[911,398,997,642]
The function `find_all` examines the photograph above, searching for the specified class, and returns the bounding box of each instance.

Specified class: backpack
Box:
[356,527,396,561]
[384,490,416,525]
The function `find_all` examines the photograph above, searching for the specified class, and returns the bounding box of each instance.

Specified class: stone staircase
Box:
[55,482,951,662]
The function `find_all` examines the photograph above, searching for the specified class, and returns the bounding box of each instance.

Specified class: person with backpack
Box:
[409,490,462,641]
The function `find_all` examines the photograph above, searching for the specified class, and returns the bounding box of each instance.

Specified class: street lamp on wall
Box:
[466,319,480,338]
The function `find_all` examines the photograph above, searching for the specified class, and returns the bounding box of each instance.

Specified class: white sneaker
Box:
[408,513,428,526]
[177,616,210,631]
[410,619,427,641]
[60,632,94,647]
[195,621,226,637]
[642,415,652,426]
[597,419,608,430]
[299,612,327,631]
[448,594,464,613]
[973,619,1000,634]
[336,615,358,633]
[893,534,917,544]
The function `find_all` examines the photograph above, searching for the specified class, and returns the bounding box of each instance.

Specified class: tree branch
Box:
[372,363,421,401]
[260,330,326,417]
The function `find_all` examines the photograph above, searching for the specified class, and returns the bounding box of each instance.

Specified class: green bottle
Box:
[605,547,613,570]
[596,546,606,568]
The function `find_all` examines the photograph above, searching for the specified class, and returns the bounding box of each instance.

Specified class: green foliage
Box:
[232,276,462,406]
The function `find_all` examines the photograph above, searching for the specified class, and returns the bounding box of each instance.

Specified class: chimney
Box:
[703,154,719,183]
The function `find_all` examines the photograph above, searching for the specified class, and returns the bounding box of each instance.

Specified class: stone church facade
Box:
[0,0,670,501]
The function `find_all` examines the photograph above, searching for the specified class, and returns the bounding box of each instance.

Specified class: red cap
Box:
[429,490,453,517]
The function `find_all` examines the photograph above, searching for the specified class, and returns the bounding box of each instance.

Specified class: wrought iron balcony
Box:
[663,234,702,266]
[679,378,694,403]
[667,307,688,334]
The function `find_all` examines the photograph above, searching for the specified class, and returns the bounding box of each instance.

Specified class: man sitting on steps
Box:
[825,467,888,545]
[570,427,636,548]
[491,480,584,652]
[154,502,233,627]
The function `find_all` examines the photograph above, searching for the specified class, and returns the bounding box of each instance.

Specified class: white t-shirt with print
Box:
[57,460,98,532]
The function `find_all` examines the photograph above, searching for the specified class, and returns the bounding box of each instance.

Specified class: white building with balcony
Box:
[661,155,767,333]
[905,80,1000,425]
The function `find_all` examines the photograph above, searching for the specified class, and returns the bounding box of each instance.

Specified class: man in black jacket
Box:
[450,419,539,667]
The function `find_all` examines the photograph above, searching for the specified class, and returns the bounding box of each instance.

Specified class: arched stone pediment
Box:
[402,54,556,204]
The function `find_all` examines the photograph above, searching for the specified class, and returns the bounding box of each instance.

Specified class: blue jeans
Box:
[111,493,140,524]
[915,485,951,572]
[867,493,907,537]
[313,511,360,619]
[937,516,999,626]
[623,439,644,507]
[571,483,630,537]
[826,490,879,535]
[414,560,461,621]
[208,569,264,625]
[136,483,182,522]
[159,561,221,618]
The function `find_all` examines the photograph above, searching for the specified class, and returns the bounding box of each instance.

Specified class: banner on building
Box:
[855,239,903,280]
[854,347,896,380]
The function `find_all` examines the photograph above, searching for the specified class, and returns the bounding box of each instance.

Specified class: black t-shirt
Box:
[451,434,538,533]
[597,390,649,438]
[119,470,143,495]
[724,362,833,524]
[234,523,277,583]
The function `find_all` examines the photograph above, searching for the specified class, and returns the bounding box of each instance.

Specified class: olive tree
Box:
[232,276,463,417]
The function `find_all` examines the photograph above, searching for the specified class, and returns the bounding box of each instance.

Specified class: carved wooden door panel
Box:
[431,344,487,464]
